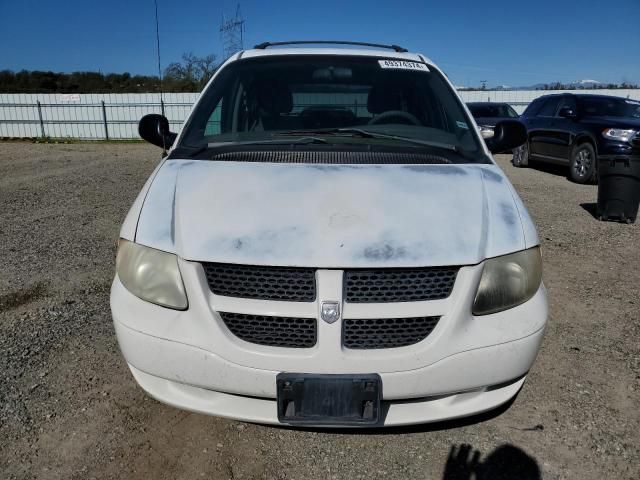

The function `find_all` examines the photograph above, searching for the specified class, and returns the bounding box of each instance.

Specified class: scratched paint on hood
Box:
[135,160,535,268]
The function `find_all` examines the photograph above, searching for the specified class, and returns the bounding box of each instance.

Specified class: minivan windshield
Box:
[178,55,483,160]
[578,96,640,118]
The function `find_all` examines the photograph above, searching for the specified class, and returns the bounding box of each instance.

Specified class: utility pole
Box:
[220,4,245,59]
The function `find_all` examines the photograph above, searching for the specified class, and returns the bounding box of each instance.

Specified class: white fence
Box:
[1,89,639,140]
[0,93,197,140]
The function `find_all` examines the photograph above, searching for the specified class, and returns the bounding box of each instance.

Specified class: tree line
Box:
[459,81,638,91]
[539,81,638,90]
[2,53,638,93]
[0,53,218,93]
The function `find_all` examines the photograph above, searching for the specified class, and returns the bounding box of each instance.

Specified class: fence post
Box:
[36,101,45,138]
[101,100,109,140]
[160,99,165,116]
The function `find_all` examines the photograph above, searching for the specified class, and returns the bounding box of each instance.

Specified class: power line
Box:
[220,4,245,59]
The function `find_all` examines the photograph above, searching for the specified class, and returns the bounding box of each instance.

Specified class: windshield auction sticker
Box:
[378,59,430,72]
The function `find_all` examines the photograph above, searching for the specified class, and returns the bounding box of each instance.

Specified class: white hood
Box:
[134,159,538,268]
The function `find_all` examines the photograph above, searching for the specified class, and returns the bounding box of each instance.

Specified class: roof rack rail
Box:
[253,40,408,53]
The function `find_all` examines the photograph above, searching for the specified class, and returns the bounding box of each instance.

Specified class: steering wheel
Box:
[368,110,421,126]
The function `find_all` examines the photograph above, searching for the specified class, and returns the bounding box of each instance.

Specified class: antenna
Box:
[154,0,167,156]
[220,4,245,59]
[154,0,165,117]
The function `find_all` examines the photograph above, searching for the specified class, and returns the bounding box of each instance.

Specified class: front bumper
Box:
[127,362,528,427]
[598,139,640,159]
[111,260,547,426]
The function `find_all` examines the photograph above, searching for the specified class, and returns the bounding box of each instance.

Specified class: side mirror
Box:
[558,107,577,119]
[485,120,527,153]
[138,114,177,149]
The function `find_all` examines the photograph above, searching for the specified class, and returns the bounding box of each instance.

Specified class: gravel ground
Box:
[0,142,638,480]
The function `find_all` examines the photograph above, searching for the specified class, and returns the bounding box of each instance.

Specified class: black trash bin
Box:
[597,156,640,223]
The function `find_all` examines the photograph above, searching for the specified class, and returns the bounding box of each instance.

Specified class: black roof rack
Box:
[253,41,408,53]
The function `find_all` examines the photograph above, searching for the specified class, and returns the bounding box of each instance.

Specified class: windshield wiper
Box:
[275,128,460,152]
[187,136,329,157]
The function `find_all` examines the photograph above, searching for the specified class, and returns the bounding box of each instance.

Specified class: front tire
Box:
[512,142,529,167]
[569,143,597,184]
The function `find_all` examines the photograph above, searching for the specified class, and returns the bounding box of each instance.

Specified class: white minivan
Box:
[111,41,547,427]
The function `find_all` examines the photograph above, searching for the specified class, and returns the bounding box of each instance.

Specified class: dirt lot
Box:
[0,142,638,480]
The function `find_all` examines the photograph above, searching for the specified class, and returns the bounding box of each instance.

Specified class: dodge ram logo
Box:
[321,301,341,324]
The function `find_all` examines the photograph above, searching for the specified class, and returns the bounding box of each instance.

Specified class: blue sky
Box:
[1,0,639,87]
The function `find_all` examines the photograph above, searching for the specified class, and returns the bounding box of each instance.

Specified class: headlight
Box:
[116,239,188,310]
[479,125,495,139]
[472,247,542,316]
[602,128,636,142]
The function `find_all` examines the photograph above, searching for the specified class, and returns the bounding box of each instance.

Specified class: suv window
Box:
[522,98,544,118]
[558,96,577,112]
[537,97,561,117]
[179,55,482,159]
[578,96,640,118]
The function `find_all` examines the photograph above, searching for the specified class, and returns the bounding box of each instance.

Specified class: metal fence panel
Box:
[1,90,639,139]
[0,92,199,139]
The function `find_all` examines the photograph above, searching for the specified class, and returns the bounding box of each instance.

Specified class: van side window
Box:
[204,100,223,136]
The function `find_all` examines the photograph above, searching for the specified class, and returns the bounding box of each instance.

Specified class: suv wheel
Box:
[512,142,529,168]
[569,143,597,184]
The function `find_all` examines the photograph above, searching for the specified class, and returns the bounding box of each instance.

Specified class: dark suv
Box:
[513,94,640,183]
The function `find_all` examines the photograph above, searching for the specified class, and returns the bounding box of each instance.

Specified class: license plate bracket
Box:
[276,373,382,426]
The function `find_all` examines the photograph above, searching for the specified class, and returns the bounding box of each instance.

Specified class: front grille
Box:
[633,132,640,146]
[219,312,317,348]
[343,316,440,349]
[344,267,458,303]
[202,263,316,302]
